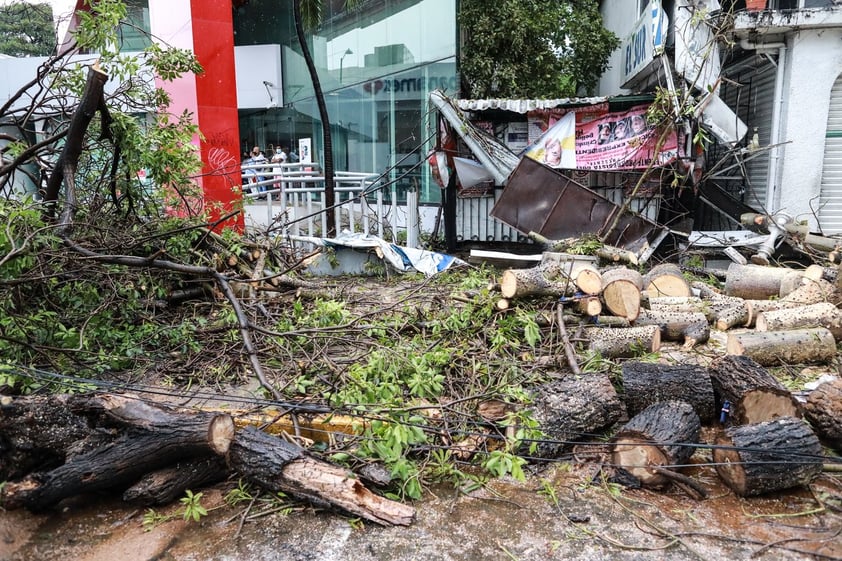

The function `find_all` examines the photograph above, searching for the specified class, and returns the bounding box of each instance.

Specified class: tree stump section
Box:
[621,362,716,423]
[600,267,644,320]
[611,401,701,488]
[709,355,800,425]
[227,426,415,526]
[726,327,836,366]
[643,263,691,298]
[529,375,626,458]
[803,378,842,450]
[586,325,660,358]
[634,309,710,348]
[724,263,805,300]
[755,302,842,339]
[713,417,823,497]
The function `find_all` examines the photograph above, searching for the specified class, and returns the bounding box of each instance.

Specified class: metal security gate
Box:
[718,54,777,212]
[819,73,842,234]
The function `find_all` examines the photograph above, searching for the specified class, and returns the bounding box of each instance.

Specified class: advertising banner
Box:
[525,105,678,171]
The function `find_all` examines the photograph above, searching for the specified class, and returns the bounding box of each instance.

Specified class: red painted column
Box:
[190,0,244,231]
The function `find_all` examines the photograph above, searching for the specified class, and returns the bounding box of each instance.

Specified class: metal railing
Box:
[241,162,420,247]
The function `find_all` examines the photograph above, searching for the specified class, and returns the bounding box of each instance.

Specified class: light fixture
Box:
[339,48,353,84]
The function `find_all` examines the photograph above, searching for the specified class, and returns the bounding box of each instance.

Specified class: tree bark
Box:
[529,375,626,458]
[634,309,709,348]
[612,401,701,488]
[643,263,691,297]
[755,302,842,339]
[724,263,805,300]
[744,278,842,327]
[803,378,842,450]
[122,456,229,506]
[499,262,577,299]
[621,361,716,423]
[725,327,836,366]
[600,267,644,320]
[713,417,823,497]
[227,426,415,526]
[586,325,660,358]
[709,355,800,425]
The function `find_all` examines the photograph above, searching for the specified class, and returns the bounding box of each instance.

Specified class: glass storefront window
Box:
[234,0,456,205]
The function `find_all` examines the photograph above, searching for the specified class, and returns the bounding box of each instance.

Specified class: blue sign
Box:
[621,1,668,85]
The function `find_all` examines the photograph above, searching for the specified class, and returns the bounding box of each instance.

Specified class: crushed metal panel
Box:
[490,157,665,254]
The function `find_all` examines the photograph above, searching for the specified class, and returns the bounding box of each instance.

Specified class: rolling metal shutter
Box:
[818,74,842,234]
[719,55,777,212]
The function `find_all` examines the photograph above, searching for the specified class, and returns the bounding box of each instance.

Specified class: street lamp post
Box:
[339,48,353,84]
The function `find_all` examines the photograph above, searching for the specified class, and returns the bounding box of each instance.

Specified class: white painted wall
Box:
[775,31,842,227]
[597,0,640,96]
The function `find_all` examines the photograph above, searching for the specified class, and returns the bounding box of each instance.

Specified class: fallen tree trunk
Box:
[743,278,842,327]
[612,401,701,488]
[621,362,716,423]
[803,378,842,451]
[500,262,576,299]
[634,309,709,348]
[755,301,842,339]
[725,327,836,366]
[709,355,800,425]
[586,325,660,358]
[227,426,415,526]
[600,267,644,320]
[643,263,691,298]
[1,399,235,511]
[713,417,823,497]
[529,375,626,458]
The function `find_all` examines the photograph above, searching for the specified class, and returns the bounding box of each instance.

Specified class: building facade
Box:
[598,0,842,235]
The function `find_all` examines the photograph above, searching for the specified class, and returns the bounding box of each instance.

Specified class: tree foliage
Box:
[458,0,619,98]
[0,1,55,57]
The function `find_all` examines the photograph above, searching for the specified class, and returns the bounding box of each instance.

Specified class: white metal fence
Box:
[241,162,420,248]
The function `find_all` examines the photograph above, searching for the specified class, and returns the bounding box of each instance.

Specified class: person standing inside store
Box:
[271,146,287,189]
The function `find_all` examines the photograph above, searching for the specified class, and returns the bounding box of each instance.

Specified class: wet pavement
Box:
[2,463,840,561]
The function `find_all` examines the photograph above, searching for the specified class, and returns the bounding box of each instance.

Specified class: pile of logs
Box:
[496,254,842,365]
[0,394,415,525]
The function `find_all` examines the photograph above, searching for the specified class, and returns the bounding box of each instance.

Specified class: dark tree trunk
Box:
[529,374,626,458]
[294,0,336,236]
[612,401,701,488]
[713,417,823,497]
[621,361,716,423]
[122,456,229,506]
[709,355,801,425]
[227,426,415,526]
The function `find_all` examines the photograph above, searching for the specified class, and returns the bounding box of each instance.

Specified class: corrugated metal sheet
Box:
[819,75,842,234]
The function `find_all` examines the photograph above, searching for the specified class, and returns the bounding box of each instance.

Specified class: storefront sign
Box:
[621,1,668,86]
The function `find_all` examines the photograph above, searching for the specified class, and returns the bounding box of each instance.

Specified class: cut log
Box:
[586,325,660,359]
[634,309,709,348]
[744,278,842,327]
[227,426,415,526]
[500,262,576,299]
[1,403,236,511]
[564,314,630,328]
[612,401,701,488]
[803,378,842,450]
[122,456,229,506]
[709,355,800,425]
[600,267,644,320]
[755,302,842,339]
[595,245,639,266]
[711,301,748,331]
[713,417,823,497]
[723,263,805,300]
[725,327,836,366]
[621,362,716,423]
[643,263,691,298]
[576,295,603,316]
[529,375,626,458]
